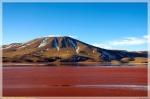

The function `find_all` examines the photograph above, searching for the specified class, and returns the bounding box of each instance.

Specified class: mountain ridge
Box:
[3,36,148,64]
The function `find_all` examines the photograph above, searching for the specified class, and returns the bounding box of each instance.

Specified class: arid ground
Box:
[3,65,147,96]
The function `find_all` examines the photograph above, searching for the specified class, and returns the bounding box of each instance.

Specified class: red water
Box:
[3,66,147,96]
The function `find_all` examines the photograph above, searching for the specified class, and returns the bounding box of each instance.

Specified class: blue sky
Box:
[2,0,148,2]
[3,3,148,51]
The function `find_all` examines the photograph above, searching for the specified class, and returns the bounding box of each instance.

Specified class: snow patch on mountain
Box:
[69,39,77,49]
[3,45,13,49]
[38,38,49,48]
[19,45,26,49]
[76,46,80,54]
[3,43,22,49]
[93,50,95,53]
[57,46,60,51]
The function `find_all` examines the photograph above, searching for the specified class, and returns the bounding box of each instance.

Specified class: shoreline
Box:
[2,62,148,66]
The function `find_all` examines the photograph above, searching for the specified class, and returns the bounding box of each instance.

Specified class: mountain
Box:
[2,36,148,64]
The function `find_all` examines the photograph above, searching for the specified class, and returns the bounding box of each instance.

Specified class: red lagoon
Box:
[3,65,147,96]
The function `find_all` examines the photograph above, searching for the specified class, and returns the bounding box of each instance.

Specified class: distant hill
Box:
[2,36,148,64]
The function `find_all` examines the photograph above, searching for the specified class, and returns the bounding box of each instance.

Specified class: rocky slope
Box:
[2,36,148,64]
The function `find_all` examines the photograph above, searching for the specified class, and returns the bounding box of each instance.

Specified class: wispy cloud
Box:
[110,35,148,46]
[92,35,149,50]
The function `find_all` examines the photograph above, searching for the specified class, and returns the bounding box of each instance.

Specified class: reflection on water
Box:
[47,62,147,67]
